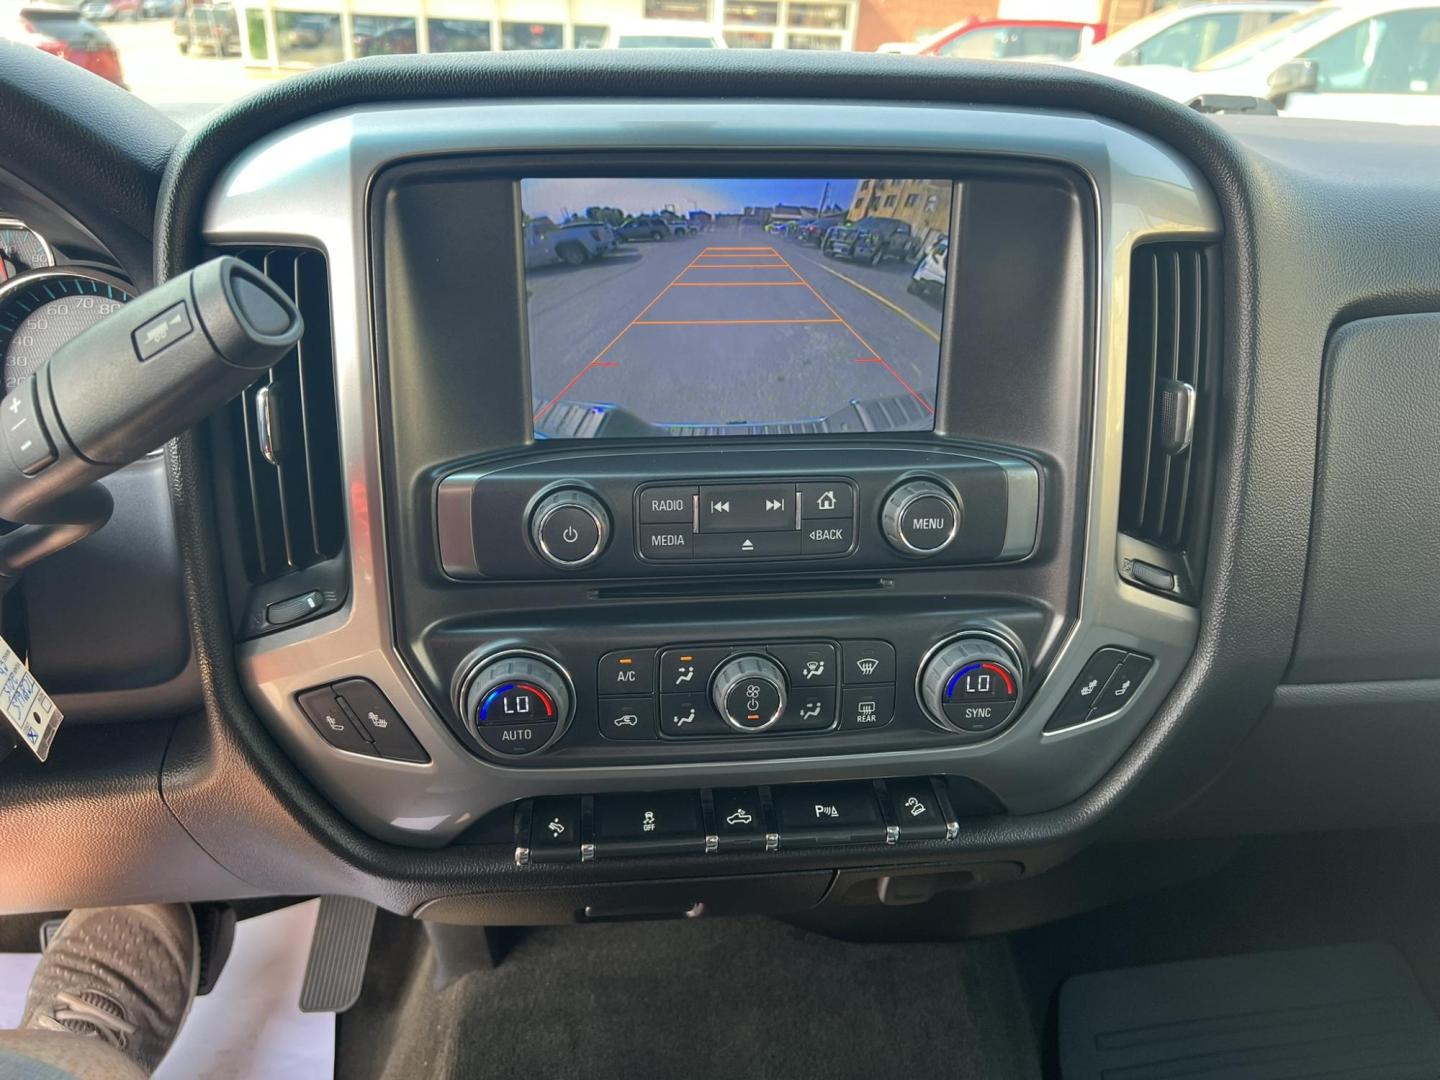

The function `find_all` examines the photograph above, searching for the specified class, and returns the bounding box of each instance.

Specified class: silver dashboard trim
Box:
[208,100,1217,845]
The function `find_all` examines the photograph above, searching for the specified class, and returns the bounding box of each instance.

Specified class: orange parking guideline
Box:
[535,243,933,421]
[769,248,935,415]
[533,246,718,421]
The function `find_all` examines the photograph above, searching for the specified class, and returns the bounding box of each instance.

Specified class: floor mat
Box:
[1059,942,1440,1080]
[353,916,1041,1080]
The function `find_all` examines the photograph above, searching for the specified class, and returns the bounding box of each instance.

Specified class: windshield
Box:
[1194,6,1337,71]
[25,0,1439,127]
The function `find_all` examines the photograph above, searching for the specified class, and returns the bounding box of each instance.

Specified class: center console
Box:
[209,100,1217,856]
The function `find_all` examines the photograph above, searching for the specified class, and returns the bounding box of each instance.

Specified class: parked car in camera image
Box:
[822,215,914,265]
[173,3,239,55]
[789,214,845,245]
[1073,1,1310,73]
[1108,0,1440,124]
[4,3,123,84]
[909,235,947,303]
[615,214,673,241]
[522,217,617,268]
[140,0,181,18]
[657,211,694,236]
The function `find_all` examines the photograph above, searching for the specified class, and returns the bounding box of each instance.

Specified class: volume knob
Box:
[530,489,610,569]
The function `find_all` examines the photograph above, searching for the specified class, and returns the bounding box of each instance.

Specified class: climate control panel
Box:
[450,630,1034,763]
[584,639,898,748]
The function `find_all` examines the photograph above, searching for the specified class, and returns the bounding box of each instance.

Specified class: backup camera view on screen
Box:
[522,177,953,438]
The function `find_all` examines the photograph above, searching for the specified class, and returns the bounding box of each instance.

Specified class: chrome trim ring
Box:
[711,655,787,733]
[531,489,609,569]
[881,479,961,556]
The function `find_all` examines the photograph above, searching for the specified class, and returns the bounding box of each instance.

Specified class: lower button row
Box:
[519,779,956,863]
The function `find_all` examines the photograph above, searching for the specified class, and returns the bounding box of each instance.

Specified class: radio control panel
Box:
[636,479,858,561]
[435,443,1039,580]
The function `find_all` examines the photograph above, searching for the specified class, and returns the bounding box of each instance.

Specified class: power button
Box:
[531,490,609,568]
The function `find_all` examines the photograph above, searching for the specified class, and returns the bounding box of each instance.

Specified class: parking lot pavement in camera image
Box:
[527,227,943,428]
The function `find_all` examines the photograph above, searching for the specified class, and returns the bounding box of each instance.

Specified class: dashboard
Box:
[217,101,1207,851]
[2,47,1439,926]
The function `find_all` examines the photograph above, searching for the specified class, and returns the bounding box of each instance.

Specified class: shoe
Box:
[21,904,200,1076]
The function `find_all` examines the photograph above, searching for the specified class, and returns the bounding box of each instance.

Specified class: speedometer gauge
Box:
[0,219,54,280]
[0,269,133,392]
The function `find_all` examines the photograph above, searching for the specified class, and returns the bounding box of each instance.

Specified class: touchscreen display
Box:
[521,177,953,438]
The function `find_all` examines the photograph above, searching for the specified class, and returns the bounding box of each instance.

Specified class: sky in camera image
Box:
[521,178,862,221]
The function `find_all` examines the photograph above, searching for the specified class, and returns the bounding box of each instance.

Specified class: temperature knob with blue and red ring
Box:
[918,633,1026,736]
[459,652,573,757]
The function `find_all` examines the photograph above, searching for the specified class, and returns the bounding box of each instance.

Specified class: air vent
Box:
[224,248,343,585]
[1119,244,1213,551]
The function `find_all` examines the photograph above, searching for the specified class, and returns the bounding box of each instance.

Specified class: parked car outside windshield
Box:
[1074,1,1308,70]
[1107,0,1440,124]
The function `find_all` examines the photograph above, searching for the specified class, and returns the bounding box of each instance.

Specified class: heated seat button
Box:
[1089,653,1153,721]
[1044,648,1128,732]
[712,787,767,850]
[886,779,950,841]
[332,678,429,762]
[528,797,581,863]
[298,687,376,757]
[597,649,656,695]
[838,685,895,731]
[593,791,705,856]
[598,697,658,741]
[772,782,886,846]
